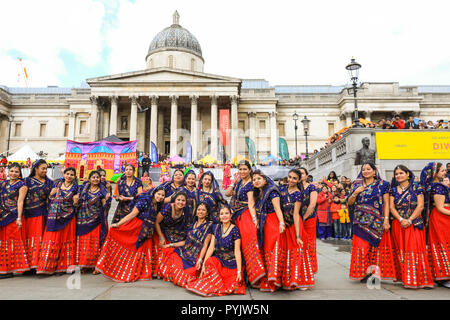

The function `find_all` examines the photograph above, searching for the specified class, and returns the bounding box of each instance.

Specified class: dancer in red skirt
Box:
[186,206,245,296]
[112,164,142,223]
[98,168,112,227]
[279,169,315,290]
[299,167,318,273]
[252,169,285,292]
[76,171,108,273]
[348,162,396,282]
[96,186,166,282]
[421,162,450,288]
[37,167,79,275]
[23,160,53,270]
[225,160,265,287]
[181,170,198,217]
[161,168,185,204]
[390,165,433,289]
[154,192,192,275]
[158,201,213,288]
[0,163,29,278]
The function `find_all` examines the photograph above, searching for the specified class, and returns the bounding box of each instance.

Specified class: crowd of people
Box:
[313,115,450,155]
[0,158,449,296]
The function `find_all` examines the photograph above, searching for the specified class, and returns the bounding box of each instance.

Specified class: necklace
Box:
[126,178,134,187]
[399,182,409,193]
[173,207,183,219]
[222,223,231,236]
[90,186,100,193]
[195,219,205,229]
[203,186,212,193]
[63,181,73,189]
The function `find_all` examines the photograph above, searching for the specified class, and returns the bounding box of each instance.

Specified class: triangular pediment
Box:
[87,67,241,85]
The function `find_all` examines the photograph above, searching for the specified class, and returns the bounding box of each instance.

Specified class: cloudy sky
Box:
[1,0,450,88]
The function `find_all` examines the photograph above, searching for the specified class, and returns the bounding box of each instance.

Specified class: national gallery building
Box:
[1,12,450,161]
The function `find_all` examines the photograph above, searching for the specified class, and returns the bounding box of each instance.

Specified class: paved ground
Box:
[2,185,449,300]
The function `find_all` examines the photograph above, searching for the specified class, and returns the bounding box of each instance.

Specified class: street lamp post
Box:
[345,57,364,128]
[293,111,299,156]
[301,115,310,160]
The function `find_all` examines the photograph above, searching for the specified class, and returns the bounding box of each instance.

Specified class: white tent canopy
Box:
[8,144,40,161]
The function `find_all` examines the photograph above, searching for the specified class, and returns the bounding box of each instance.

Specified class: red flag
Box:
[219,109,230,146]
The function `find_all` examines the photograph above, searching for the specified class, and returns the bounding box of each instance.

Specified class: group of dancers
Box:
[0,158,449,296]
[348,162,450,289]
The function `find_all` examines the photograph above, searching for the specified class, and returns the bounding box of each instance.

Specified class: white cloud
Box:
[104,0,450,85]
[1,0,450,87]
[0,0,105,87]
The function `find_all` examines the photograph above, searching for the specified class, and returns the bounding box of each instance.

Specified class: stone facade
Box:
[1,13,450,160]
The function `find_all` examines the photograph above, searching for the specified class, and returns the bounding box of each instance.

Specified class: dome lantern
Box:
[146,11,204,72]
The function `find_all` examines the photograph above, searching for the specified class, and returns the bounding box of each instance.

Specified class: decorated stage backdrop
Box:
[64,139,138,181]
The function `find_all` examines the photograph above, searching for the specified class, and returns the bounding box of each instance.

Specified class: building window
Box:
[238,120,245,131]
[259,120,266,133]
[168,55,174,68]
[80,120,87,134]
[14,123,21,137]
[39,123,46,137]
[328,122,335,137]
[278,122,285,136]
[64,123,69,137]
[191,58,196,71]
[121,116,128,130]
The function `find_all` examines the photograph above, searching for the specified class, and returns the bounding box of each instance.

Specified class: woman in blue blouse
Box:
[347,162,396,282]
[186,205,245,296]
[158,201,213,288]
[390,165,433,289]
[421,161,450,288]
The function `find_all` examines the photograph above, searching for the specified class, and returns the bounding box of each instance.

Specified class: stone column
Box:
[150,95,158,151]
[230,95,239,160]
[170,95,179,157]
[158,112,164,154]
[89,95,99,141]
[366,110,372,122]
[248,112,256,159]
[98,103,105,139]
[109,95,118,136]
[270,111,278,156]
[103,108,109,138]
[345,112,352,127]
[129,95,138,141]
[68,110,76,140]
[210,95,218,159]
[190,95,199,161]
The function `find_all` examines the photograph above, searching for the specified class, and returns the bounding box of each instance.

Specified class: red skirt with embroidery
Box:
[258,212,284,292]
[391,220,433,288]
[281,223,315,290]
[95,218,153,282]
[303,216,317,273]
[0,222,30,274]
[158,247,198,288]
[349,232,396,281]
[23,215,45,269]
[76,224,103,268]
[152,232,162,277]
[235,209,265,286]
[37,217,76,274]
[186,256,246,297]
[427,207,450,281]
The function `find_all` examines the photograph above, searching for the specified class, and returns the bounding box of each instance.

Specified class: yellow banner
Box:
[376,131,450,159]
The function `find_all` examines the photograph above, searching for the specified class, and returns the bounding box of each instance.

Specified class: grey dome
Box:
[147,12,202,59]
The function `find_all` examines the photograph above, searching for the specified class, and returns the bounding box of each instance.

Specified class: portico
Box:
[86,68,241,161]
